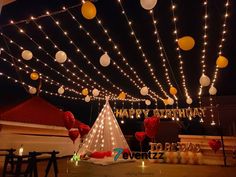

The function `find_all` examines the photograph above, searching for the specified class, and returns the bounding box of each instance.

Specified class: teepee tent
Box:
[78,97,130,156]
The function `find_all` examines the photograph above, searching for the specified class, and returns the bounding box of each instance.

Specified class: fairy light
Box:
[198,0,209,105]
[0,71,80,100]
[118,0,170,99]
[211,0,230,87]
[150,10,178,101]
[170,1,191,100]
[9,22,141,102]
[48,14,140,100]
[66,10,161,100]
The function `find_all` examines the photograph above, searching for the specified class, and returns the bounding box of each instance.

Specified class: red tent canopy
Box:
[0,96,65,127]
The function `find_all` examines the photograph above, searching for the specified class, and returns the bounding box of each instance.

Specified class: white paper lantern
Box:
[140,86,149,96]
[58,86,65,95]
[99,52,110,67]
[186,97,193,105]
[29,86,37,94]
[145,99,151,106]
[22,50,33,60]
[85,95,91,102]
[199,74,210,87]
[92,88,100,97]
[55,51,67,63]
[209,86,217,95]
[140,0,157,10]
[167,97,174,105]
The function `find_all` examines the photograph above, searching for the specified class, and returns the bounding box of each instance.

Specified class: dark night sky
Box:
[0,0,235,128]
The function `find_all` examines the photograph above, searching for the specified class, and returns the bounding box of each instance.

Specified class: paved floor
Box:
[1,159,236,177]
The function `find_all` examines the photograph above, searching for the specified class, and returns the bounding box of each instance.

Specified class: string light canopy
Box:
[0,0,233,109]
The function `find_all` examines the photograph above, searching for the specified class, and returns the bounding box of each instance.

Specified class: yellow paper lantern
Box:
[169,86,177,95]
[81,1,97,20]
[216,55,228,68]
[118,92,126,100]
[178,36,195,51]
[82,88,89,96]
[30,72,39,80]
[163,99,168,105]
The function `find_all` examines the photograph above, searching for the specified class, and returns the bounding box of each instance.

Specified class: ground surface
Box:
[1,158,236,177]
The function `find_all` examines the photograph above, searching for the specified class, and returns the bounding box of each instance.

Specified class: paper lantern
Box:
[169,86,177,95]
[178,36,195,51]
[21,50,33,60]
[167,97,174,105]
[216,55,228,68]
[140,86,148,96]
[92,88,100,97]
[186,97,193,105]
[118,92,126,100]
[209,86,217,95]
[55,51,67,63]
[140,0,157,10]
[30,72,39,80]
[85,95,90,102]
[82,88,89,96]
[58,86,65,95]
[199,74,210,87]
[29,86,37,94]
[99,52,110,67]
[145,99,151,106]
[81,1,97,20]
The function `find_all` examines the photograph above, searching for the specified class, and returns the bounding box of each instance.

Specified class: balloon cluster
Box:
[144,116,160,139]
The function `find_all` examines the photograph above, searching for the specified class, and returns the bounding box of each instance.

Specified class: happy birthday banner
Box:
[115,107,207,119]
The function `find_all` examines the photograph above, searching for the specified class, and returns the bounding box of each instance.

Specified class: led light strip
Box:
[210,0,229,87]
[170,0,191,100]
[198,0,209,106]
[47,13,141,100]
[117,0,170,98]
[67,9,162,100]
[149,10,179,101]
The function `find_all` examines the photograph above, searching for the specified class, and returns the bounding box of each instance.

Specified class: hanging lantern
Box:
[145,99,151,106]
[21,50,33,60]
[29,86,37,94]
[140,86,149,96]
[81,1,97,20]
[99,52,110,67]
[82,88,89,96]
[169,86,177,95]
[216,55,228,68]
[178,36,195,51]
[92,88,100,97]
[118,92,126,100]
[30,72,39,80]
[167,97,174,105]
[85,95,91,102]
[199,74,210,87]
[209,86,217,95]
[58,86,65,95]
[55,51,67,63]
[186,97,193,105]
[140,0,158,10]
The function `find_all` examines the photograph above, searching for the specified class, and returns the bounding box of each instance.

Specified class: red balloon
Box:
[64,111,75,130]
[135,132,146,142]
[208,139,221,152]
[144,116,160,138]
[79,123,90,137]
[90,151,112,159]
[68,130,80,144]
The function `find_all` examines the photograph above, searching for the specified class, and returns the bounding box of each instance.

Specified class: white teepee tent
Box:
[78,97,130,156]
